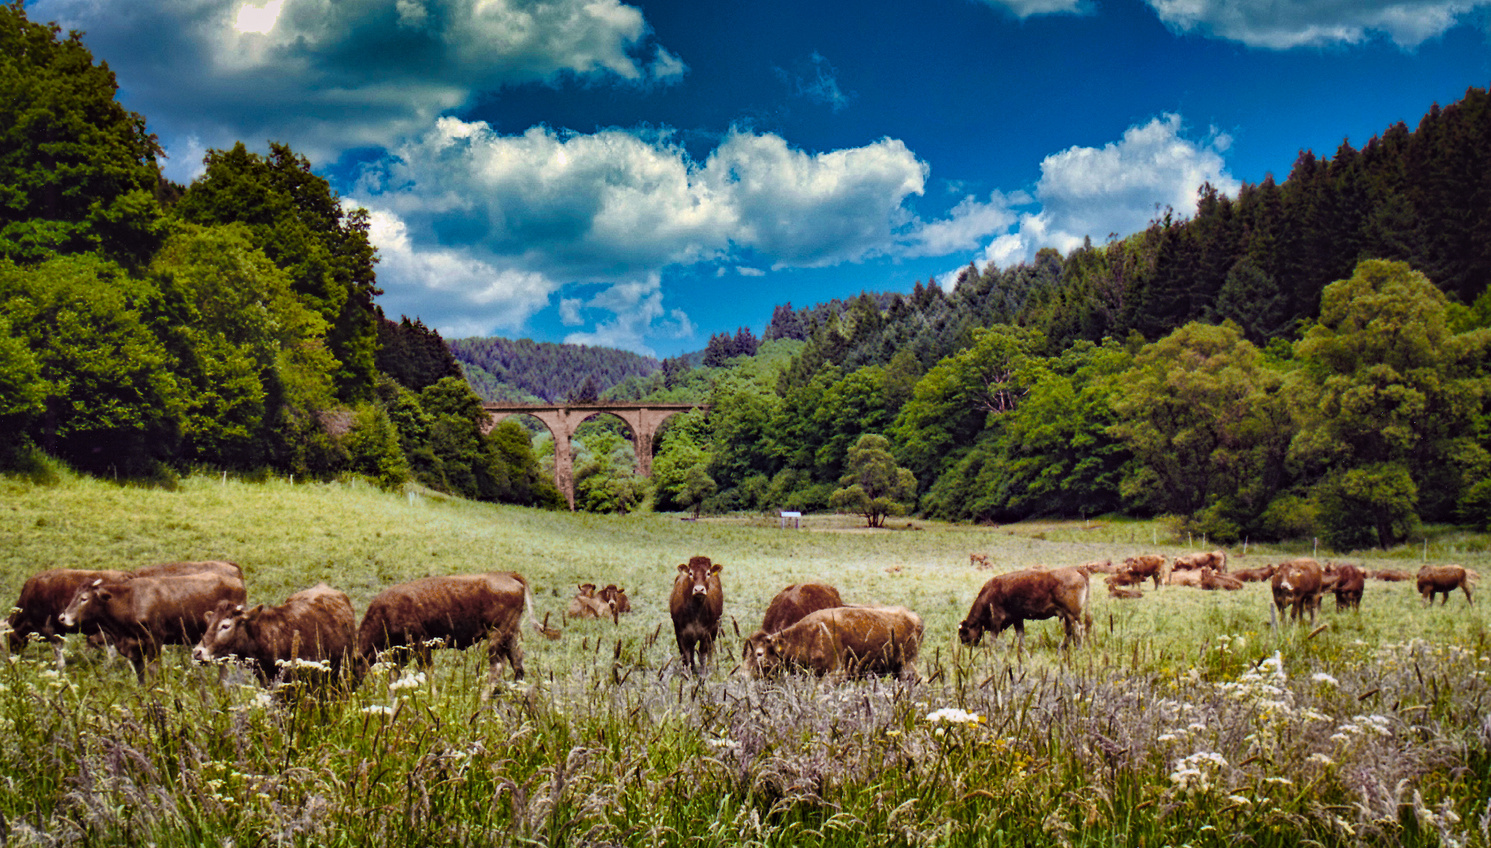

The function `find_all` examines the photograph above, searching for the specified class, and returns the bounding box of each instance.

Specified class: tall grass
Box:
[2,468,1489,846]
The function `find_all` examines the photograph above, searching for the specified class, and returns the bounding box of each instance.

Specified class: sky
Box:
[27,0,1491,358]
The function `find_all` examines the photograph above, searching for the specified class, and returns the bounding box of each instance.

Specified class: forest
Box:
[4,2,1491,549]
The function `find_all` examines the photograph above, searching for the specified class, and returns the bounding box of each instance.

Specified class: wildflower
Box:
[1308,753,1334,767]
[706,736,740,751]
[389,671,426,691]
[1227,795,1253,807]
[926,707,984,725]
[276,657,331,672]
[1311,672,1339,687]
[1169,751,1227,795]
[362,705,395,716]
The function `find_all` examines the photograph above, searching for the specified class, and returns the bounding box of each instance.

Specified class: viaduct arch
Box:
[482,402,708,511]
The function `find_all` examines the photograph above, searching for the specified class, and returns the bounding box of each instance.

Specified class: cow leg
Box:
[1464,583,1474,605]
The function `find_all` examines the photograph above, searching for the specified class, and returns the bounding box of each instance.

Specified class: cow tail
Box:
[524,582,559,640]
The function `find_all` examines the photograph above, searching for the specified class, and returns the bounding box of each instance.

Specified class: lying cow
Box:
[1331,563,1366,610]
[1200,568,1244,591]
[1082,559,1117,575]
[669,555,724,675]
[1271,558,1324,625]
[970,553,992,569]
[959,567,1090,654]
[5,567,131,667]
[60,570,247,680]
[1231,565,1276,582]
[1373,569,1414,582]
[1418,564,1475,606]
[741,606,922,680]
[598,584,631,614]
[565,584,616,622]
[1173,550,1228,573]
[1107,584,1143,600]
[357,572,538,694]
[192,583,356,684]
[1121,555,1171,590]
[1166,569,1205,588]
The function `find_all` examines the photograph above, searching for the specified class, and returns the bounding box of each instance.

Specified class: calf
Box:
[1372,569,1414,582]
[669,555,724,675]
[1271,558,1325,625]
[970,553,992,569]
[192,583,355,684]
[959,567,1090,654]
[1107,584,1143,600]
[742,606,922,680]
[1121,555,1171,590]
[1417,565,1475,606]
[5,568,131,667]
[565,584,616,621]
[1330,564,1366,611]
[60,570,247,680]
[598,584,631,614]
[357,572,536,694]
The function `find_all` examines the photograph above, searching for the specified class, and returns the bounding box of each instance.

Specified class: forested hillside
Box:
[0,5,560,509]
[621,86,1491,549]
[447,336,660,403]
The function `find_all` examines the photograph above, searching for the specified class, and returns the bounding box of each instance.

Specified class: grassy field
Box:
[2,467,1489,846]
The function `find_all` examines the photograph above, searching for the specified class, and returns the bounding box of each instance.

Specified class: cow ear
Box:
[711,563,723,574]
[97,589,112,601]
[243,605,264,622]
[204,610,215,625]
[677,563,687,572]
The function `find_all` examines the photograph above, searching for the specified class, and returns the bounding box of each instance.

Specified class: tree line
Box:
[0,4,559,508]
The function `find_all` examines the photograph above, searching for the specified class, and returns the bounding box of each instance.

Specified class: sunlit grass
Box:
[2,470,1489,846]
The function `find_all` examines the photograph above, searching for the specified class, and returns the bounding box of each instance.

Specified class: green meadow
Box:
[2,467,1489,846]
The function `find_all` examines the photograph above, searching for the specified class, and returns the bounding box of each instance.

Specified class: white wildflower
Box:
[362,704,395,716]
[389,671,426,691]
[1308,753,1335,767]
[1311,672,1339,687]
[707,736,740,751]
[276,657,331,672]
[927,707,984,725]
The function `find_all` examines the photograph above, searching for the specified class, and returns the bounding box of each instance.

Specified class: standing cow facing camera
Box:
[669,556,724,675]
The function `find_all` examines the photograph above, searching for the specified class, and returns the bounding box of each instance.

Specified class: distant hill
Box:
[448,336,662,403]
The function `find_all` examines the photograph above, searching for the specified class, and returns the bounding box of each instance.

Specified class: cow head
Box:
[958,601,1009,647]
[740,630,782,678]
[577,583,597,597]
[678,556,722,598]
[59,579,109,628]
[192,601,254,663]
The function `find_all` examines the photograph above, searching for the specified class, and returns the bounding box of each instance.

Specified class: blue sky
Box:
[29,0,1491,357]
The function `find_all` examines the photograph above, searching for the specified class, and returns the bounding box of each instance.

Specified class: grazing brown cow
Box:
[357,572,537,693]
[1200,568,1244,591]
[192,583,356,684]
[1231,564,1276,582]
[1330,564,1366,610]
[1373,569,1414,582]
[1417,565,1475,606]
[959,567,1090,654]
[1271,558,1325,625]
[1173,550,1228,573]
[741,606,923,680]
[59,570,248,680]
[565,584,616,621]
[598,584,632,614]
[761,583,843,634]
[669,555,724,675]
[1121,555,1171,590]
[5,568,131,667]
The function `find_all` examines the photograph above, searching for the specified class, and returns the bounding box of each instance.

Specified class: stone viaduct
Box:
[482,402,708,511]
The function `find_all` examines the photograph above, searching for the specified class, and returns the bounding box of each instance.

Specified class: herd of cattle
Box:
[1,551,1478,691]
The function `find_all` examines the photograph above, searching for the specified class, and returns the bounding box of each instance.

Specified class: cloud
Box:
[974,114,1238,267]
[969,0,1091,17]
[777,52,854,113]
[358,205,560,339]
[1144,0,1491,48]
[350,119,947,349]
[31,0,685,162]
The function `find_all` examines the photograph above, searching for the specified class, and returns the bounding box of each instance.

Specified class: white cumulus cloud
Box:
[1145,0,1491,48]
[974,114,1238,268]
[32,0,685,162]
